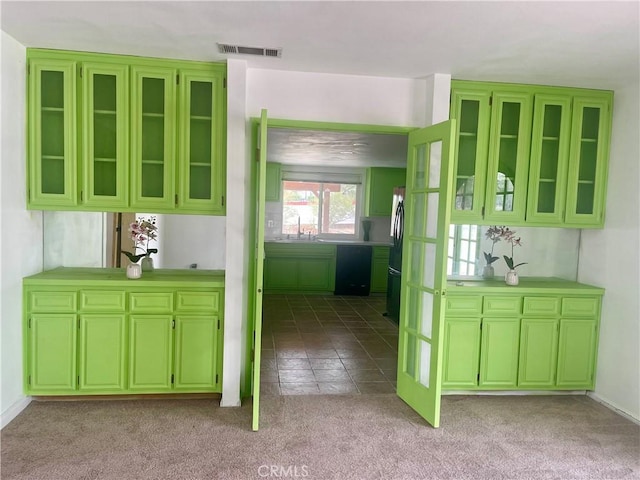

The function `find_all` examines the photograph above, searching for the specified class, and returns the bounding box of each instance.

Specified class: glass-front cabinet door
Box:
[483,92,532,224]
[526,94,572,224]
[81,63,129,208]
[177,69,226,214]
[565,95,612,226]
[28,59,78,208]
[450,89,491,223]
[130,66,177,211]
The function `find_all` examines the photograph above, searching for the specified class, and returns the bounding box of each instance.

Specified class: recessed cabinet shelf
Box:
[27,49,226,215]
[450,80,612,228]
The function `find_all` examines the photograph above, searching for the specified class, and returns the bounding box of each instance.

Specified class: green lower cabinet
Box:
[479,318,521,388]
[263,243,337,293]
[79,314,127,391]
[556,319,597,388]
[442,318,481,388]
[174,316,219,390]
[518,318,558,388]
[28,314,77,392]
[370,247,389,293]
[129,315,174,391]
[298,258,334,291]
[264,258,298,290]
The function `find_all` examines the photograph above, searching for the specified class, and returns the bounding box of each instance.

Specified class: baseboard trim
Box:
[1,396,32,430]
[442,390,587,396]
[587,392,640,425]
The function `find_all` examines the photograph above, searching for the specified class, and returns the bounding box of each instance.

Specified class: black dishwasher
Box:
[334,245,372,296]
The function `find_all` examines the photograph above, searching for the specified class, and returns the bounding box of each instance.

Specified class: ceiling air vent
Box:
[217,43,282,58]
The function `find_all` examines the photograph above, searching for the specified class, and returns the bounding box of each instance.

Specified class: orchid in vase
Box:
[122,216,158,270]
[501,227,526,271]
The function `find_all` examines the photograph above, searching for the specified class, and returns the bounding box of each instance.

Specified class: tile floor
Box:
[261,294,399,395]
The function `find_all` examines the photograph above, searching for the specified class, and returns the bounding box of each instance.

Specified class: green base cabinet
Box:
[442,279,603,391]
[24,268,224,396]
[370,246,390,293]
[264,243,336,294]
[450,80,612,227]
[27,49,226,215]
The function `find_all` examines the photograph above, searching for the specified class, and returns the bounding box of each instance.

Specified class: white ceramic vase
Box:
[126,263,142,280]
[505,269,519,286]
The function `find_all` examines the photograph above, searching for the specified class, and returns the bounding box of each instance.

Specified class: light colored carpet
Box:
[1,394,638,479]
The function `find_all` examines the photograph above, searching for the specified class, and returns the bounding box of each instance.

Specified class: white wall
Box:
[0,32,42,428]
[580,81,640,420]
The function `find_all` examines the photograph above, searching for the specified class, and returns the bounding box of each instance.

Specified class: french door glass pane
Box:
[428,141,442,189]
[414,144,427,189]
[420,291,434,338]
[407,287,419,330]
[419,340,431,387]
[409,241,422,285]
[411,193,426,237]
[426,193,439,239]
[405,333,417,377]
[423,243,436,290]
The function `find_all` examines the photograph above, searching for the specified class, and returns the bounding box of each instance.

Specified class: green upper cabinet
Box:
[565,95,612,227]
[27,58,78,208]
[526,94,572,224]
[450,80,612,228]
[450,88,491,221]
[26,49,226,215]
[130,65,177,211]
[265,162,282,202]
[364,167,406,216]
[483,91,532,224]
[178,69,226,214]
[81,62,130,208]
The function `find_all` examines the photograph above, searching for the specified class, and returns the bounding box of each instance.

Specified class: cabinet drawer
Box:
[129,293,174,313]
[483,296,522,315]
[523,297,560,316]
[29,291,77,312]
[176,291,220,313]
[80,291,126,311]
[445,296,482,316]
[562,297,599,317]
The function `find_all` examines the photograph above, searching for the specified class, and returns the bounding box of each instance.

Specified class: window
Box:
[279,166,364,239]
[282,181,359,237]
[447,224,480,276]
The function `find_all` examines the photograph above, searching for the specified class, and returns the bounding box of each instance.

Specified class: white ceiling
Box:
[2,0,638,167]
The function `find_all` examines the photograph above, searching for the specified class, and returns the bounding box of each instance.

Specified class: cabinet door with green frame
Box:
[526,94,572,224]
[27,314,77,392]
[27,58,78,208]
[128,315,173,391]
[78,314,127,392]
[174,315,219,390]
[178,69,226,214]
[565,94,612,227]
[483,91,533,224]
[556,319,597,388]
[449,87,491,223]
[517,318,558,387]
[479,317,521,388]
[81,62,130,209]
[130,66,177,211]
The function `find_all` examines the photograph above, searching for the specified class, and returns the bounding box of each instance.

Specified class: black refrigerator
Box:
[386,187,405,323]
